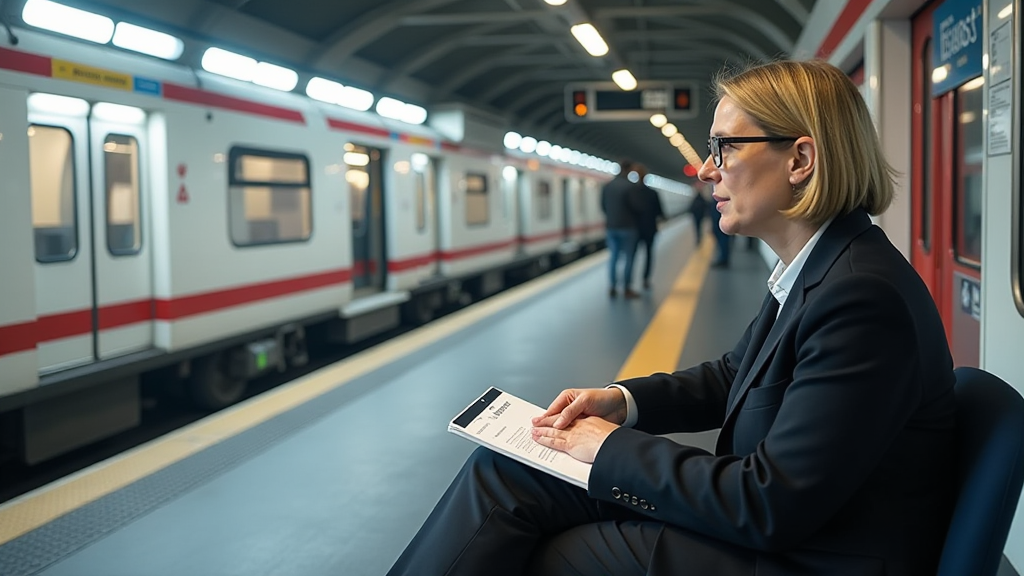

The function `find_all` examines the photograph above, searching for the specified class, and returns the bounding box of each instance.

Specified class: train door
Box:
[911,0,983,367]
[346,144,386,295]
[90,102,154,359]
[411,152,440,276]
[27,94,154,374]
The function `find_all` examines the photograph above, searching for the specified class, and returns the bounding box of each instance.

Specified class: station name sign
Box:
[932,0,983,96]
[565,81,697,122]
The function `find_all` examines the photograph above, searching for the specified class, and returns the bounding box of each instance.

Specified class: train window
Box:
[412,154,432,232]
[103,134,142,255]
[28,125,78,262]
[465,172,489,226]
[537,181,552,220]
[228,147,312,246]
[954,82,983,266]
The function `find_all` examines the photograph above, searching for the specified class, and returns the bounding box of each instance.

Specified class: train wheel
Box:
[187,352,247,410]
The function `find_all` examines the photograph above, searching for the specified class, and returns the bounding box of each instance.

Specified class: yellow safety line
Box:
[615,240,713,380]
[0,253,608,545]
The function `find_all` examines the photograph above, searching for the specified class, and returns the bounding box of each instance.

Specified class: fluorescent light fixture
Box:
[612,69,637,91]
[544,0,567,5]
[504,132,522,149]
[535,140,551,157]
[550,144,562,158]
[649,113,667,128]
[306,77,344,103]
[611,163,621,175]
[339,86,374,111]
[113,22,183,60]
[661,123,678,137]
[22,0,114,44]
[92,102,146,124]
[570,23,608,57]
[570,150,581,165]
[306,78,375,111]
[202,47,257,82]
[253,62,298,92]
[999,4,1012,19]
[669,133,684,147]
[519,136,537,154]
[503,166,518,181]
[401,103,427,125]
[27,92,89,116]
[931,65,949,83]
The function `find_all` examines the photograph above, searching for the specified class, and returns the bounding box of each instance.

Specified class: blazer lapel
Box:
[723,293,778,412]
[718,209,875,436]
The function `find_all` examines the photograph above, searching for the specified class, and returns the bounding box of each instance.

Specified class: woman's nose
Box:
[697,154,719,184]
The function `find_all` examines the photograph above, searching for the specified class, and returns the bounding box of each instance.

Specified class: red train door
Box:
[910,0,983,367]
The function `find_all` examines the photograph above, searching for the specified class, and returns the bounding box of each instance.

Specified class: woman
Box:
[387,60,956,576]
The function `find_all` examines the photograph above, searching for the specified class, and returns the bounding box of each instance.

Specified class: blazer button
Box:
[623,492,630,501]
[650,504,656,511]
[630,496,638,505]
[611,487,621,499]
[640,499,649,509]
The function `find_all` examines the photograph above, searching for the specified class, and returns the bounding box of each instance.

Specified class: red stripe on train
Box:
[154,268,351,320]
[0,46,52,77]
[162,83,306,125]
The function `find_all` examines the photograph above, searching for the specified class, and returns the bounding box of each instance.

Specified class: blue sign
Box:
[133,76,162,96]
[932,0,983,97]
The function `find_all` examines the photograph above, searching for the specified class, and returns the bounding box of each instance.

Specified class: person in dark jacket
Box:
[387,60,955,576]
[599,161,641,298]
[688,186,708,246]
[631,164,665,290]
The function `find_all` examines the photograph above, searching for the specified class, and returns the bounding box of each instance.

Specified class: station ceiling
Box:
[7,0,819,179]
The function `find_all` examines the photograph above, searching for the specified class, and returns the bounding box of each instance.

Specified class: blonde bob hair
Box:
[715,60,895,224]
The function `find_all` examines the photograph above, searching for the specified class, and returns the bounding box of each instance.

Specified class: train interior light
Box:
[92,103,146,124]
[22,0,114,44]
[27,92,89,116]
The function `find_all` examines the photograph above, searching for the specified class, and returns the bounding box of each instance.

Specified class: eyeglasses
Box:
[707,135,798,168]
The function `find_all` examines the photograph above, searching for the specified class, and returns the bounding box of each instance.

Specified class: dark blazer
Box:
[634,184,664,239]
[590,208,957,576]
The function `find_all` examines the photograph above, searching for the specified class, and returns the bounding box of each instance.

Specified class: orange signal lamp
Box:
[574,103,588,116]
[683,164,698,177]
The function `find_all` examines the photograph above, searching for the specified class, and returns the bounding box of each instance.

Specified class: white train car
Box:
[0,28,614,464]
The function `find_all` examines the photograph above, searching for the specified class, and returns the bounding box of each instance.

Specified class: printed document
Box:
[448,387,591,489]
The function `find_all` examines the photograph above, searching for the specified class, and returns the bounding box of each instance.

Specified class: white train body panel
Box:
[0,29,613,399]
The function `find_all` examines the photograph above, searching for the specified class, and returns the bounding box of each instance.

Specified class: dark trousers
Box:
[638,233,656,283]
[387,447,661,576]
[692,213,704,245]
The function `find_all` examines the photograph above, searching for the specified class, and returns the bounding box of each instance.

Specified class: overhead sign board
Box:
[565,81,697,122]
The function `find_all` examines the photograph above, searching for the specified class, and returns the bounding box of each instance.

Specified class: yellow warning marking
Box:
[615,239,713,380]
[51,59,133,91]
[0,253,609,545]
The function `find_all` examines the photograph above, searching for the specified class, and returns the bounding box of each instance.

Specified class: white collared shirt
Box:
[767,217,834,317]
[613,217,835,428]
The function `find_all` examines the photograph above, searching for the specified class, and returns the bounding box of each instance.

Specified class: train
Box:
[0,26,691,466]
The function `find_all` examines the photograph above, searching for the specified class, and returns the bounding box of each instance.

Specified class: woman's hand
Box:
[528,387,627,463]
[531,387,628,429]
[531,416,619,463]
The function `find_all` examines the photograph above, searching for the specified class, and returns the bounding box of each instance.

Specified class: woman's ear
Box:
[789,136,815,187]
